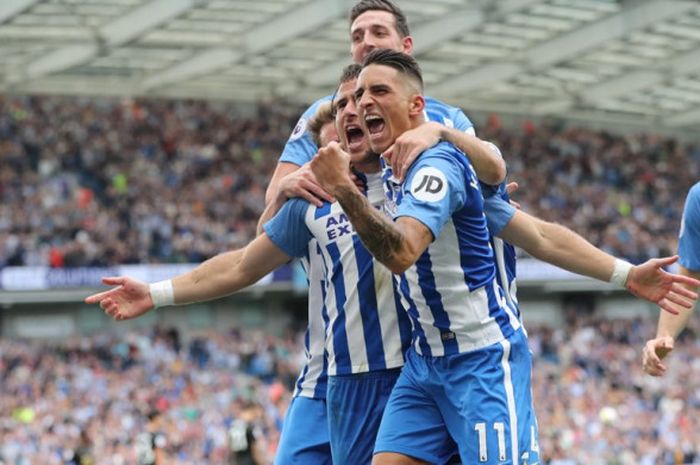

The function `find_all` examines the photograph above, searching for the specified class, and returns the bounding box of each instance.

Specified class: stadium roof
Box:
[1,0,700,131]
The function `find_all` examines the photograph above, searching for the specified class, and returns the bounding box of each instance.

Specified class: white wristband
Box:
[149,280,175,308]
[610,259,633,288]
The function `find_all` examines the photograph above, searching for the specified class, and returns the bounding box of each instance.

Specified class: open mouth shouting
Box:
[364,114,387,150]
[345,124,365,153]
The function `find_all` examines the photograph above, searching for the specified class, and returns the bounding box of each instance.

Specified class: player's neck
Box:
[353,155,381,174]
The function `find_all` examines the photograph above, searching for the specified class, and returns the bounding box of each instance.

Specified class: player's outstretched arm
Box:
[310,142,431,274]
[384,122,506,185]
[498,210,700,313]
[84,234,291,320]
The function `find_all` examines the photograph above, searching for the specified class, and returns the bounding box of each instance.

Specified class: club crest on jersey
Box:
[289,118,307,142]
[325,213,354,240]
[411,167,447,202]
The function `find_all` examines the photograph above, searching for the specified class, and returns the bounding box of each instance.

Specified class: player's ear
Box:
[401,36,413,55]
[408,94,425,117]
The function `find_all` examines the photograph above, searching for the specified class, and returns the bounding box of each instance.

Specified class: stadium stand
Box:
[1,318,698,464]
[1,96,698,269]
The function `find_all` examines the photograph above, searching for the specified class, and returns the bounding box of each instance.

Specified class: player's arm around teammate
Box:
[493,206,700,314]
[85,234,291,320]
[383,121,506,185]
[643,182,700,376]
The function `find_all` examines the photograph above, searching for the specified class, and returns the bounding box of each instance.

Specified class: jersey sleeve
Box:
[395,146,468,239]
[278,97,331,166]
[452,107,476,135]
[263,198,313,258]
[678,183,700,271]
[483,195,516,237]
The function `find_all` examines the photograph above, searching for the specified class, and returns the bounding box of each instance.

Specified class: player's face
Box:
[355,65,415,155]
[318,122,339,148]
[333,78,368,159]
[350,10,412,63]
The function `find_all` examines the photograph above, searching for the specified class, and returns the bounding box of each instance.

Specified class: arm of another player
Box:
[385,122,506,186]
[643,264,700,376]
[84,234,291,320]
[310,142,432,274]
[496,209,700,313]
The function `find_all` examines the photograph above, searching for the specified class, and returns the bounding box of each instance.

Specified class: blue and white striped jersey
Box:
[264,173,412,377]
[292,253,329,399]
[273,96,477,392]
[279,96,474,167]
[679,181,700,271]
[482,182,519,313]
[382,142,520,357]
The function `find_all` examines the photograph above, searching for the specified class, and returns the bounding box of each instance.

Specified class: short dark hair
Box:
[330,64,362,116]
[350,0,410,38]
[339,63,362,85]
[362,49,423,92]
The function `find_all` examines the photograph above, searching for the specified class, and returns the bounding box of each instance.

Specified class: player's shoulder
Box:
[422,141,464,163]
[424,95,459,112]
[688,182,700,202]
[289,95,333,142]
[301,95,333,118]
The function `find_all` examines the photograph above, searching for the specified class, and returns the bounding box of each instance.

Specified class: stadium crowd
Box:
[1,317,699,465]
[1,96,698,269]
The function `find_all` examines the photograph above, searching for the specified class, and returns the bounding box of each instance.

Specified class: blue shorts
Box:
[275,396,332,465]
[326,368,401,465]
[374,329,540,465]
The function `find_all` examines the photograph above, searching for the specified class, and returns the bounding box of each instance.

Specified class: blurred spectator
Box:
[0,326,303,465]
[1,96,697,268]
[1,317,700,464]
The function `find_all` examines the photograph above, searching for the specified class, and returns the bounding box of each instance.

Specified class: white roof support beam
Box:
[142,48,242,89]
[584,43,700,101]
[141,0,355,90]
[100,0,197,47]
[303,0,542,88]
[432,0,698,95]
[530,47,700,114]
[664,108,700,127]
[0,0,40,24]
[6,0,197,85]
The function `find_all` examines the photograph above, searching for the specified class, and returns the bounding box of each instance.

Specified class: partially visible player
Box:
[259,0,504,233]
[228,403,266,465]
[273,102,337,465]
[135,411,167,465]
[643,181,700,376]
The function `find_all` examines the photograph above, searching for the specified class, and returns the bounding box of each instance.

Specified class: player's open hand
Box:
[84,276,154,321]
[626,255,700,314]
[278,163,334,207]
[642,336,674,376]
[310,141,353,195]
[383,122,442,182]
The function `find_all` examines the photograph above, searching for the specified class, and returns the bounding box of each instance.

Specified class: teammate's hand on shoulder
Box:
[385,122,442,182]
[642,336,674,376]
[84,276,154,321]
[278,164,334,207]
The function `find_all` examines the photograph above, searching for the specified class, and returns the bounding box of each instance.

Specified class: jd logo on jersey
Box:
[411,167,447,202]
[415,175,443,194]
